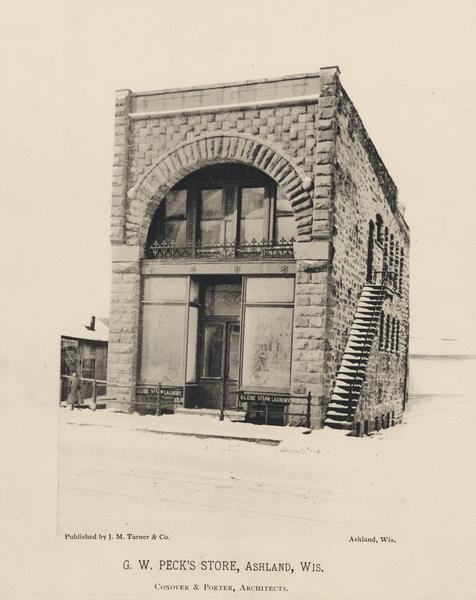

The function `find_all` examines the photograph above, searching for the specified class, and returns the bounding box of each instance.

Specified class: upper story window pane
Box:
[240,187,265,242]
[165,220,187,245]
[275,188,296,241]
[201,189,223,218]
[200,189,225,245]
[164,190,187,245]
[200,220,223,246]
[200,188,237,245]
[166,190,187,218]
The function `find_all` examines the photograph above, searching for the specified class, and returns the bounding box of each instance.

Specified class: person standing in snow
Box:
[67,372,81,410]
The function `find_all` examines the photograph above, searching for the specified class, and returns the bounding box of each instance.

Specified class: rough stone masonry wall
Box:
[323,76,410,428]
[107,74,338,414]
[107,90,143,406]
[290,67,342,427]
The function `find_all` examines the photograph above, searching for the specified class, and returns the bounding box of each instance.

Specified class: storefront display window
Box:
[241,276,295,390]
[140,304,186,384]
[140,275,188,384]
[242,306,293,389]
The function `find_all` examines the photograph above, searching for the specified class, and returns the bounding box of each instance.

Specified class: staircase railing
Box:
[346,268,391,421]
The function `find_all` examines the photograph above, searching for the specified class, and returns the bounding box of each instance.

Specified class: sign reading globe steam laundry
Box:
[137,386,183,399]
[238,392,290,404]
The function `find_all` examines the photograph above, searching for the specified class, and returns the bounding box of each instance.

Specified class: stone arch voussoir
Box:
[126,132,314,247]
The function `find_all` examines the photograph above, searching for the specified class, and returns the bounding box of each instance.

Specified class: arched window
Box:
[379,311,385,351]
[389,234,395,287]
[394,241,400,288]
[367,220,375,283]
[376,214,383,244]
[385,314,391,351]
[146,164,296,255]
[391,317,396,352]
[399,249,404,293]
[383,227,389,273]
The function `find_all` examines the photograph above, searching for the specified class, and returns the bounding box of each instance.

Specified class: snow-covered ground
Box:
[59,379,476,541]
[55,357,476,599]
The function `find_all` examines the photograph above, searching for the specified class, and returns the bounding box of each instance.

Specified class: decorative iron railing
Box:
[146,238,295,260]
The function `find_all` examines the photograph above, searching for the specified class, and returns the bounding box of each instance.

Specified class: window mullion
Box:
[236,186,243,244]
[268,184,276,242]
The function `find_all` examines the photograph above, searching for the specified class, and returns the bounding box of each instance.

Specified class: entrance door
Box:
[199,320,240,410]
[197,277,242,410]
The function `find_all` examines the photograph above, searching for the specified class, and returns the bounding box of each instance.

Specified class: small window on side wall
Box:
[376,214,383,244]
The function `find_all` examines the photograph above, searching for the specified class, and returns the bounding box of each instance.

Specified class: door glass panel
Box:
[227,325,240,381]
[202,323,224,378]
[186,306,199,383]
[240,187,265,242]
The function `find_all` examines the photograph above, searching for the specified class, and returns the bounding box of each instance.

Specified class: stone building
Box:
[107,67,410,434]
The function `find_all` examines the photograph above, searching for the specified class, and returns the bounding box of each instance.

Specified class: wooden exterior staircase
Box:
[324,272,391,432]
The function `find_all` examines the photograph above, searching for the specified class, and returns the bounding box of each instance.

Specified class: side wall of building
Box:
[322,77,410,428]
